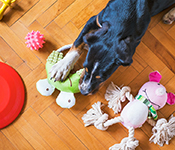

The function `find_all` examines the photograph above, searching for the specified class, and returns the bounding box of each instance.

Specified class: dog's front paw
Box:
[49,58,74,81]
[163,8,175,24]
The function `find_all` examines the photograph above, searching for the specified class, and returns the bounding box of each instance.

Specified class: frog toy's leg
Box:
[36,79,55,96]
[56,91,76,108]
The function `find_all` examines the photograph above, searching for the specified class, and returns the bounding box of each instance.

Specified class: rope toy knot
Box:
[109,128,139,150]
[105,82,134,113]
[94,113,109,130]
[149,115,175,146]
[82,101,108,130]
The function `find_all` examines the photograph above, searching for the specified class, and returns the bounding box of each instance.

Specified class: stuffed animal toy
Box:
[82,71,175,150]
[36,45,84,108]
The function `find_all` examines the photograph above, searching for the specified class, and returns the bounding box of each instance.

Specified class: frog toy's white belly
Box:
[121,100,148,129]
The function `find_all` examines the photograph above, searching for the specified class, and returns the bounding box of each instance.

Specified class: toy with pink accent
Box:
[82,71,175,150]
[25,30,45,50]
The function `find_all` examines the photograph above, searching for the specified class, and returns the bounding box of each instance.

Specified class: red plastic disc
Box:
[0,62,25,129]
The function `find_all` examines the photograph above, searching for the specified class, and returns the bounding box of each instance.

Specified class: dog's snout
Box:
[79,80,92,95]
[80,89,91,96]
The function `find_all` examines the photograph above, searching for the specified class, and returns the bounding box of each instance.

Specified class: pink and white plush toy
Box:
[82,71,175,150]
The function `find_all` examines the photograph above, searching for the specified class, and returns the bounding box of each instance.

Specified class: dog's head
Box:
[79,22,137,95]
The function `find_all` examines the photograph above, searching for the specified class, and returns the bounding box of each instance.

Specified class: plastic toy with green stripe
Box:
[36,45,84,108]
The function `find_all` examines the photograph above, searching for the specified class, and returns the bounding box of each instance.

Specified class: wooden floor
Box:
[0,0,175,149]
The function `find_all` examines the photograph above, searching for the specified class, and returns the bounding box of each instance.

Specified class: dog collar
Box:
[135,95,158,120]
[96,15,102,28]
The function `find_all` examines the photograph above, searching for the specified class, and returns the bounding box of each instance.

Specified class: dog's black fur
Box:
[75,0,175,95]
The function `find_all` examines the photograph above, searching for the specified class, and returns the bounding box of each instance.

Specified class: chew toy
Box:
[0,0,15,20]
[25,30,45,50]
[36,46,83,108]
[82,71,175,149]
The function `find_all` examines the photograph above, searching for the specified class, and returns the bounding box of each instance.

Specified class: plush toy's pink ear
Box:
[167,92,175,105]
[149,71,162,82]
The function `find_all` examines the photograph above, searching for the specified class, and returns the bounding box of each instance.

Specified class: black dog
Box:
[50,0,175,95]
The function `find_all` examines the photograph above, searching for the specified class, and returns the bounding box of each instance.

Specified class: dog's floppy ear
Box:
[117,36,136,66]
[83,22,109,44]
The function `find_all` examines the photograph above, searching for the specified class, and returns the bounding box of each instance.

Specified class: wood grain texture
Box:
[0,0,175,150]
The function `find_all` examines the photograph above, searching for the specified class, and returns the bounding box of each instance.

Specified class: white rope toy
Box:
[149,115,175,146]
[109,127,139,150]
[105,82,134,114]
[82,101,109,130]
[82,101,139,150]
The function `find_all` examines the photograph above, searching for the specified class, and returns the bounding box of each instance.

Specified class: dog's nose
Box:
[79,81,91,95]
[80,89,90,95]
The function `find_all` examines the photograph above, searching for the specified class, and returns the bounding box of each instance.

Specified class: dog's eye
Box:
[96,75,101,79]
[85,67,88,72]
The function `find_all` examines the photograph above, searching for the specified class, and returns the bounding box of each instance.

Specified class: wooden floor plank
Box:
[54,0,93,28]
[62,22,81,41]
[136,42,166,71]
[13,116,52,150]
[41,108,87,150]
[1,125,34,150]
[23,63,46,91]
[20,0,57,27]
[59,109,106,150]
[71,0,109,29]
[45,21,73,46]
[0,37,23,69]
[0,132,16,150]
[142,30,175,73]
[37,0,75,27]
[22,107,69,150]
[167,24,175,40]
[150,24,175,57]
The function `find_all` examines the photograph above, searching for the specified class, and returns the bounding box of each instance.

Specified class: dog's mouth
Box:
[78,69,102,95]
[78,69,91,95]
[79,68,85,86]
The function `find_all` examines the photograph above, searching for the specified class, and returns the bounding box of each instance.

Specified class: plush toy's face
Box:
[138,81,167,110]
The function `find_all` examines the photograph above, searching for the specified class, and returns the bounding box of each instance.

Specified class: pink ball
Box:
[25,30,45,50]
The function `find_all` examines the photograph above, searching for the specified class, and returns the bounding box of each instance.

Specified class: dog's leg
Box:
[163,8,175,24]
[50,16,98,82]
[50,44,85,81]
